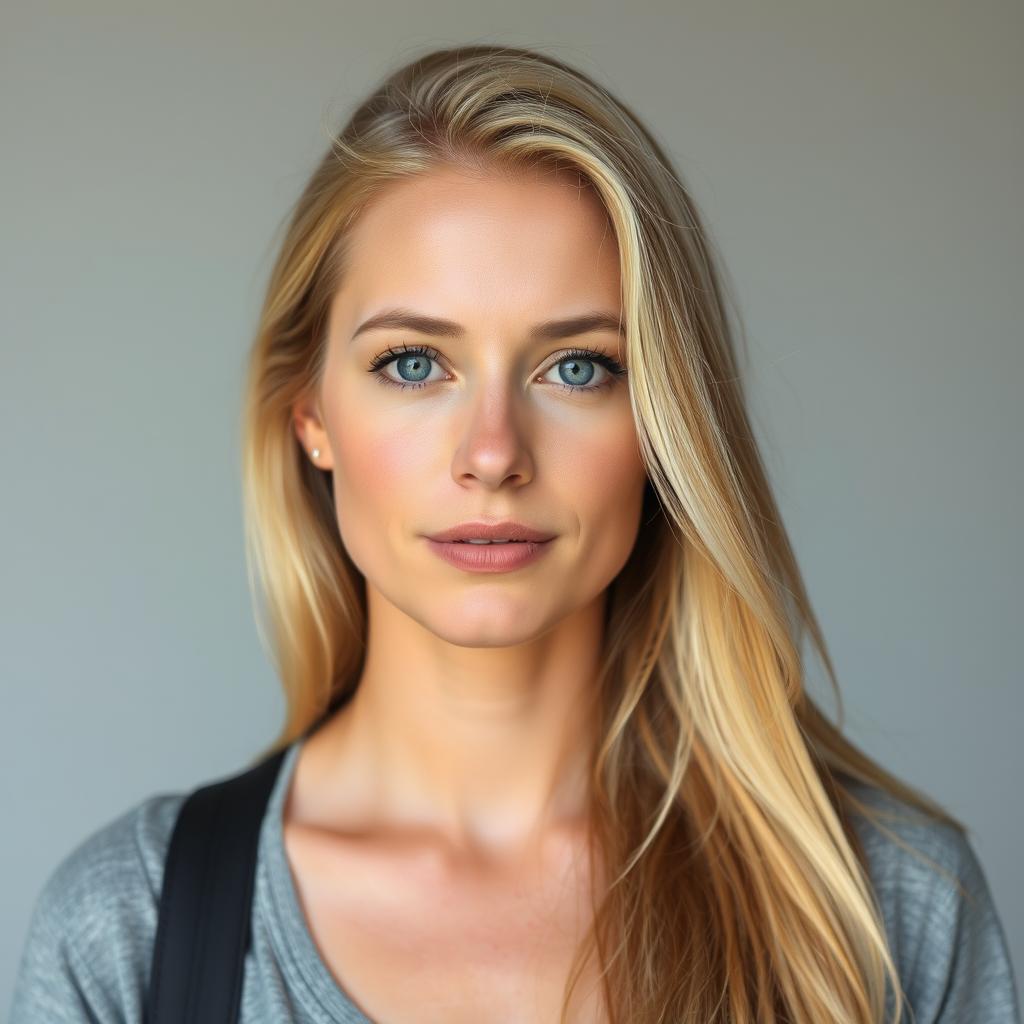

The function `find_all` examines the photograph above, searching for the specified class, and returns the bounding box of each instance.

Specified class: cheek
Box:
[333,421,417,499]
[557,415,645,513]
[325,406,424,567]
[326,372,427,501]
[553,413,647,562]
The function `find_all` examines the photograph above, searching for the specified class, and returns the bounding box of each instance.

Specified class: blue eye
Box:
[367,345,627,393]
[544,349,625,392]
[368,346,441,389]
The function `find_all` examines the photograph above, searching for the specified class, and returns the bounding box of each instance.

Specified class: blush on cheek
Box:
[329,419,425,543]
[556,418,646,503]
[563,422,647,565]
[603,436,646,492]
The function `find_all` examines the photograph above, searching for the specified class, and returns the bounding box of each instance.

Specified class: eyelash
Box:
[366,344,628,394]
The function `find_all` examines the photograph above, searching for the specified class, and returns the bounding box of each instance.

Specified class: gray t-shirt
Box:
[9,735,1022,1023]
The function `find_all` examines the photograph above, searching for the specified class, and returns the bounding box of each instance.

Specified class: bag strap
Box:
[144,746,288,1024]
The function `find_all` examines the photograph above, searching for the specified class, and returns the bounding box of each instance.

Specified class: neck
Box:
[312,588,606,859]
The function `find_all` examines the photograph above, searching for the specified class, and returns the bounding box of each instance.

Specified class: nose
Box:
[449,382,537,490]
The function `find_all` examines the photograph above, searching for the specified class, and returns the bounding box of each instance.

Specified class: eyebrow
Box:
[350,307,625,342]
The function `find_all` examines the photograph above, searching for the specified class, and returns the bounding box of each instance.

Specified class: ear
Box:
[292,391,334,470]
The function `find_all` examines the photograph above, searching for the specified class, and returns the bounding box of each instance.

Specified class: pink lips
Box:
[424,537,554,573]
[425,520,556,543]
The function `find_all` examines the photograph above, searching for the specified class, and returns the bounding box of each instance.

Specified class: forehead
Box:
[332,164,622,330]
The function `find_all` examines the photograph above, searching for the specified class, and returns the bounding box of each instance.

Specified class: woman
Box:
[10,44,1020,1024]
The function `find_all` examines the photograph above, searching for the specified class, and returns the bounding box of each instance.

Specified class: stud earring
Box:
[311,448,320,460]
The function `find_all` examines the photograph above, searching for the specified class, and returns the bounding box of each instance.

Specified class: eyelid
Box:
[366,343,628,393]
[366,343,445,374]
[366,344,626,375]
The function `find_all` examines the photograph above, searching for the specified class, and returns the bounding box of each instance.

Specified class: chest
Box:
[282,821,608,1024]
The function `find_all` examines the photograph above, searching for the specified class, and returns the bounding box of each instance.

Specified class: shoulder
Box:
[842,778,972,904]
[841,779,1021,1022]
[40,790,185,925]
[10,791,187,1022]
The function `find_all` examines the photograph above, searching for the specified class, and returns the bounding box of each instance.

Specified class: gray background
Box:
[3,0,1021,1008]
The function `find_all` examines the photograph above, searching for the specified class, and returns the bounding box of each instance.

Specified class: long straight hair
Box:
[240,44,966,1023]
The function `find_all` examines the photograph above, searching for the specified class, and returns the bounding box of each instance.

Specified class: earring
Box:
[311,448,320,460]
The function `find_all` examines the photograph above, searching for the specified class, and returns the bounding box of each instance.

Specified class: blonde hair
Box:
[241,44,967,1023]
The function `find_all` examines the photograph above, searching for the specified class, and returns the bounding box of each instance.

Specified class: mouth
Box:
[424,535,555,572]
[448,539,532,545]
[425,521,557,544]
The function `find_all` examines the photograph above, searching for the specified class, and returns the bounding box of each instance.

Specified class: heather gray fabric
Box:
[9,734,1021,1023]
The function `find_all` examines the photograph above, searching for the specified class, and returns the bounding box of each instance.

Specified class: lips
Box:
[425,535,554,572]
[426,521,556,543]
[451,539,526,544]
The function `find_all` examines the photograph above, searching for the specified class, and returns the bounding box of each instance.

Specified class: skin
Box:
[289,162,647,1021]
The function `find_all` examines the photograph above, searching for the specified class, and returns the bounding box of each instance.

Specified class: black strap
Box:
[144,746,288,1024]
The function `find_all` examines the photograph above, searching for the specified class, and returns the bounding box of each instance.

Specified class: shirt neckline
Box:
[257,734,376,1023]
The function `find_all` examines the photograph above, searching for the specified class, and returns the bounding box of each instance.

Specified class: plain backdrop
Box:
[2,0,1021,1009]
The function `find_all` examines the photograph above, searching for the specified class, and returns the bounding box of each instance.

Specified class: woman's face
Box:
[294,163,649,646]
